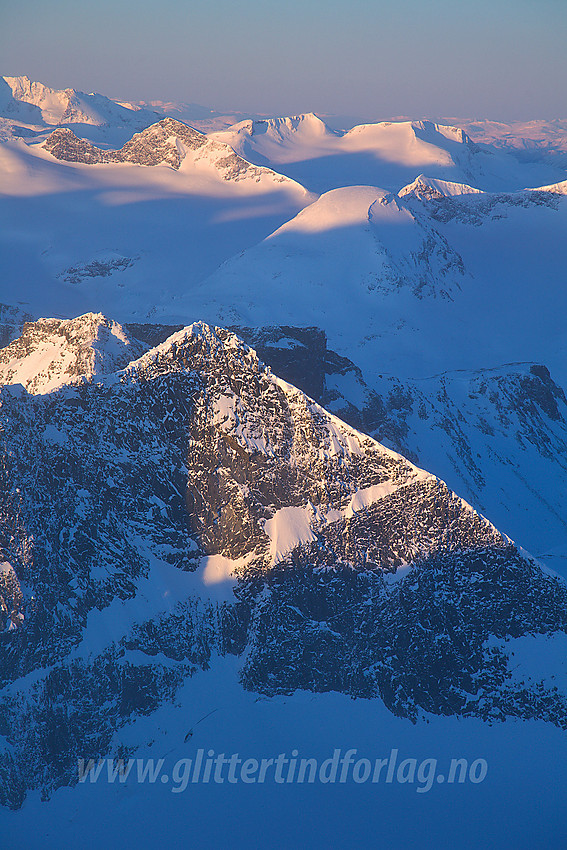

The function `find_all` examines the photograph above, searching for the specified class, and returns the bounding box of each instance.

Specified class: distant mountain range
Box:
[0,75,160,145]
[208,114,562,193]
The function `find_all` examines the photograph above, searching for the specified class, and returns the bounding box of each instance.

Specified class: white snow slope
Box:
[0,75,160,146]
[209,113,567,194]
[2,654,567,850]
[184,179,567,390]
[0,125,313,322]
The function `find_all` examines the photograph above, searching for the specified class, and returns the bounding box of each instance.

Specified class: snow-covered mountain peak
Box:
[42,118,207,167]
[125,320,258,379]
[0,312,146,394]
[398,174,485,200]
[410,119,478,150]
[2,311,567,816]
[3,75,43,97]
[210,113,560,194]
[272,185,388,235]
[254,112,333,137]
[1,74,159,130]
[190,181,467,333]
[215,112,333,143]
[207,113,338,168]
[40,116,304,187]
[529,178,567,195]
[2,75,64,122]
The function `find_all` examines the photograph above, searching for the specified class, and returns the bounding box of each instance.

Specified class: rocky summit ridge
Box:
[42,117,292,182]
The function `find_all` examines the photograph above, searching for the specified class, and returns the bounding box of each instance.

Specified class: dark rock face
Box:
[57,255,137,285]
[0,318,566,808]
[124,322,184,348]
[240,549,567,723]
[117,117,207,166]
[42,129,108,164]
[525,364,566,421]
[229,326,328,402]
[0,304,33,349]
[228,324,567,550]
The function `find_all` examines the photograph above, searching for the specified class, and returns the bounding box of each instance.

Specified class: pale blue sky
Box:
[2,0,566,119]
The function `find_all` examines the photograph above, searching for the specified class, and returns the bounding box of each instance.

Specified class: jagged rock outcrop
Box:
[43,118,206,167]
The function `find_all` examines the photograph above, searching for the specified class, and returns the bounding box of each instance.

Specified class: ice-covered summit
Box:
[0,74,159,130]
[398,174,484,200]
[0,313,146,394]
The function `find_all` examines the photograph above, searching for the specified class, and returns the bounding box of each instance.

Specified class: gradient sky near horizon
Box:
[2,0,566,120]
